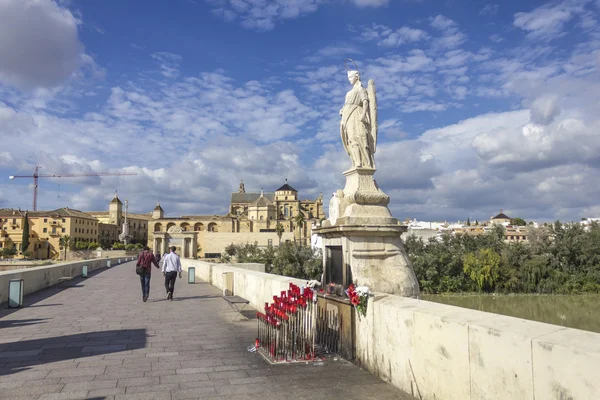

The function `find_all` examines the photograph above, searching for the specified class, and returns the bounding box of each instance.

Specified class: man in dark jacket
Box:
[137,246,160,302]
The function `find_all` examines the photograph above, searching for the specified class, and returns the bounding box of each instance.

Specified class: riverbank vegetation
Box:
[405,222,600,294]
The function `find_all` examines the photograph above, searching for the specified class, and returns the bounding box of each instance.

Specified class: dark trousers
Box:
[139,271,151,298]
[165,271,177,297]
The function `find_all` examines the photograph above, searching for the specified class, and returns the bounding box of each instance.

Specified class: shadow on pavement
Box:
[0,318,49,329]
[171,295,221,301]
[0,328,147,376]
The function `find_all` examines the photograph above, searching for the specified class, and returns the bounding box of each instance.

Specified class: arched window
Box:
[284,205,289,217]
[194,223,204,231]
[260,216,264,220]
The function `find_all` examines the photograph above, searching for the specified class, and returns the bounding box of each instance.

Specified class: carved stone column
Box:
[313,166,419,297]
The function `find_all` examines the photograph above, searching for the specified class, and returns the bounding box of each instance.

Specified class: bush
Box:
[1,247,17,257]
[223,242,322,281]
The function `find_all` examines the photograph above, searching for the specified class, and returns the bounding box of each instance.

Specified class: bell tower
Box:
[109,191,122,226]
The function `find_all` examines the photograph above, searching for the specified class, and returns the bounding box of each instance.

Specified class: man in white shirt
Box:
[162,246,182,301]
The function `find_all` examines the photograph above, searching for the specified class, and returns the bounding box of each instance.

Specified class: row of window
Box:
[507,235,527,240]
[74,228,97,234]
[43,218,66,223]
[0,218,17,224]
[42,227,66,234]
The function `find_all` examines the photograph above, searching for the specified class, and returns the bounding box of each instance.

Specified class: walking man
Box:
[137,246,160,302]
[162,246,182,300]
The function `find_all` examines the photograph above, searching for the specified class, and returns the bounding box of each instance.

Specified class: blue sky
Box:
[1,0,599,222]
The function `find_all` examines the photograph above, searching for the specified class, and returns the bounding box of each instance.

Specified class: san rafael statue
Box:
[340,69,377,169]
[313,59,420,298]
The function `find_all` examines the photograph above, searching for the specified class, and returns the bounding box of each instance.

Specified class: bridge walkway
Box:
[0,261,415,400]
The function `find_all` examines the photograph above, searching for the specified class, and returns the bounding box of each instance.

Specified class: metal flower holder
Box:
[256,283,319,363]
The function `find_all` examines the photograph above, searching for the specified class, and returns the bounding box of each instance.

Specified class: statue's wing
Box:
[367,79,378,153]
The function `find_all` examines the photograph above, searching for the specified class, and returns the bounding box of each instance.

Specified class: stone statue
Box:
[328,192,340,225]
[340,60,378,169]
[238,180,245,193]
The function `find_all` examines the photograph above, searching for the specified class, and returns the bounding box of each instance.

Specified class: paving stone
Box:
[171,386,218,399]
[207,370,249,380]
[115,392,172,400]
[62,380,117,391]
[116,376,160,388]
[216,382,272,395]
[47,367,106,378]
[0,383,65,398]
[81,345,127,353]
[38,392,90,400]
[86,387,125,398]
[160,373,210,384]
[125,383,179,394]
[178,379,231,390]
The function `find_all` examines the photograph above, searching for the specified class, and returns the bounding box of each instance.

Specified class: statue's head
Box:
[347,70,360,85]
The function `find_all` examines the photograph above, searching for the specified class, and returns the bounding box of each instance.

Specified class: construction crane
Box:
[9,166,137,211]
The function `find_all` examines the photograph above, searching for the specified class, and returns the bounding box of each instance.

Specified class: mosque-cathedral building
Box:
[149,180,325,258]
[0,180,324,260]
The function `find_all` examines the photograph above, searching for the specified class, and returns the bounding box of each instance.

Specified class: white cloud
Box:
[207,0,390,30]
[0,0,92,89]
[352,0,389,6]
[430,15,457,31]
[304,45,362,63]
[513,0,592,40]
[208,0,322,31]
[480,4,499,16]
[151,52,183,79]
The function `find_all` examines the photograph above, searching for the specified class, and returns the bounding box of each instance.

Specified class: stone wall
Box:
[197,231,294,257]
[180,259,600,400]
[181,259,304,310]
[0,257,131,305]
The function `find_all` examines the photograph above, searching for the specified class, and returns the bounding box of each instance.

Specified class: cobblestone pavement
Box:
[0,262,415,400]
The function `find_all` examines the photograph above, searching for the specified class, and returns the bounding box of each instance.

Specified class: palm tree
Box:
[293,213,306,246]
[275,223,284,246]
[58,235,71,261]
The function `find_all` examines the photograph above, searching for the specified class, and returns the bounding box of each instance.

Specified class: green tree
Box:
[112,242,125,250]
[275,223,284,246]
[466,217,471,226]
[511,217,527,226]
[293,213,306,244]
[21,214,30,253]
[58,235,71,261]
[463,248,501,292]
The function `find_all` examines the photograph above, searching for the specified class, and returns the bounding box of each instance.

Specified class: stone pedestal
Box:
[314,167,420,297]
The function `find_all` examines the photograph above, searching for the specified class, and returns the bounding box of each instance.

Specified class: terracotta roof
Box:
[86,211,152,220]
[29,208,98,220]
[0,208,25,217]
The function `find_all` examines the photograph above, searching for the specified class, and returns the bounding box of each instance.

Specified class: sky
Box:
[0,0,599,222]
